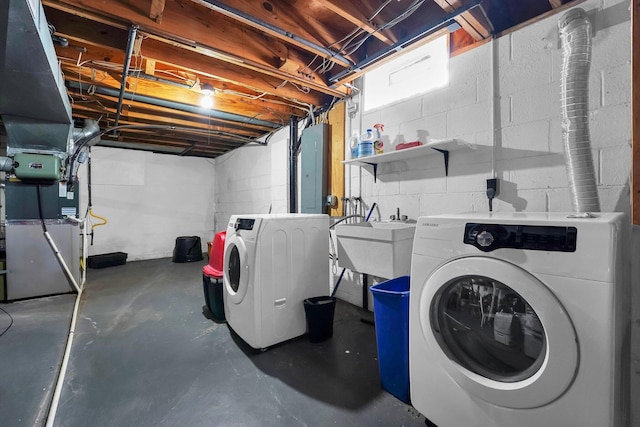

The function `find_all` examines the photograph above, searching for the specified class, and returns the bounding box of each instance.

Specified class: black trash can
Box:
[303,296,336,342]
[203,275,225,322]
[172,236,203,263]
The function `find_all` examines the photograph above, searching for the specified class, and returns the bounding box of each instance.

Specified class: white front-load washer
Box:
[223,213,329,349]
[410,212,630,427]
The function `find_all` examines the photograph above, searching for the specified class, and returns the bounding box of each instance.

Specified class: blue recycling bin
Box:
[369,275,410,403]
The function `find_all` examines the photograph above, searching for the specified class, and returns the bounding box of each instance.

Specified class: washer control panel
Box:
[234,218,255,231]
[464,223,577,252]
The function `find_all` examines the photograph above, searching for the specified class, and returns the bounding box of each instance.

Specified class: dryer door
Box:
[224,234,250,304]
[419,256,578,409]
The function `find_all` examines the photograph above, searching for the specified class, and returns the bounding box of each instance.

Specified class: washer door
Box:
[420,256,578,409]
[224,234,250,304]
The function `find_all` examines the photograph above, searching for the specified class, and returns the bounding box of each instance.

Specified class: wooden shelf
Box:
[342,138,476,180]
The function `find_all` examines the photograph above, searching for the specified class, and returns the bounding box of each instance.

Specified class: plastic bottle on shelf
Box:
[373,123,384,154]
[357,129,374,158]
[349,130,360,159]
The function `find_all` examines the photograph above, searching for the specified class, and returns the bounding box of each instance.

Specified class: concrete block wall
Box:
[79,147,216,260]
[350,0,630,222]
[213,127,290,231]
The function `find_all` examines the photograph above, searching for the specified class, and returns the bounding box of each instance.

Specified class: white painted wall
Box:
[79,147,216,261]
[213,127,290,230]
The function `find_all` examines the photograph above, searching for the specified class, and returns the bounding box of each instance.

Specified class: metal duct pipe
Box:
[0,157,14,172]
[559,8,600,213]
[72,119,100,143]
[114,25,139,131]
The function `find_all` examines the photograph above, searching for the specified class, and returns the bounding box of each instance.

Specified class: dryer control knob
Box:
[476,230,494,247]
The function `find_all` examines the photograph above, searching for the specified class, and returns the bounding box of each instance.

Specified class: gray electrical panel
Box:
[300,124,328,214]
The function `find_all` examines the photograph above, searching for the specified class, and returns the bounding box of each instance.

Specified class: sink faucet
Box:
[390,207,408,222]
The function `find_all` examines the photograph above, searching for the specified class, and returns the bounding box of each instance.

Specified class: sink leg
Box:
[360,273,374,325]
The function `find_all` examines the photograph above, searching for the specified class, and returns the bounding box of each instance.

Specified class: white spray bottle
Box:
[373,123,384,154]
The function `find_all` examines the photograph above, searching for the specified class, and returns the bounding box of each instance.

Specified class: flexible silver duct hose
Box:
[559,8,600,213]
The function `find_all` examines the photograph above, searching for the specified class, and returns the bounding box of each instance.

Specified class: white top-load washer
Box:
[223,213,329,349]
[410,212,630,427]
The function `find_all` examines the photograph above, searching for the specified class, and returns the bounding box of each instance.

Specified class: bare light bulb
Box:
[200,95,213,109]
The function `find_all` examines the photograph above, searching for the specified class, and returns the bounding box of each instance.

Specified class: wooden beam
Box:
[43,0,348,98]
[633,0,640,224]
[59,62,297,121]
[53,38,326,107]
[149,0,165,23]
[328,101,345,217]
[432,0,491,40]
[315,0,395,45]
[190,0,353,66]
[145,58,156,75]
[66,85,273,133]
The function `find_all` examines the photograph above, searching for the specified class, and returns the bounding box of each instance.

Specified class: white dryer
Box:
[223,213,329,349]
[410,212,629,427]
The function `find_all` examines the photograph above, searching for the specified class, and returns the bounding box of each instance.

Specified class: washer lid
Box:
[420,256,578,409]
[224,234,250,305]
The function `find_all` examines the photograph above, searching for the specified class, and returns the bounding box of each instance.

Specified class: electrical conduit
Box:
[559,8,600,213]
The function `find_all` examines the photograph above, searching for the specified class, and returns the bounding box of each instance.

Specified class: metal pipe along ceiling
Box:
[113,25,139,131]
[195,0,354,67]
[67,81,280,129]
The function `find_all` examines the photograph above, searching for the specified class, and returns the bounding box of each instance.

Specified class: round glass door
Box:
[227,245,241,293]
[431,275,545,383]
[223,235,249,304]
[419,256,578,409]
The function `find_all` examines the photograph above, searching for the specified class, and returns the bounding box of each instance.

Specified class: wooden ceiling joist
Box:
[190,0,354,67]
[432,0,492,40]
[149,0,165,23]
[44,0,347,99]
[315,0,397,45]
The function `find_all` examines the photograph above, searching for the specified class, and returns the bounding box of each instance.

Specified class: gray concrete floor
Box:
[1,258,425,427]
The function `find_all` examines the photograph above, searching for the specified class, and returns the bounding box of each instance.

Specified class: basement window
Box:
[363,34,449,111]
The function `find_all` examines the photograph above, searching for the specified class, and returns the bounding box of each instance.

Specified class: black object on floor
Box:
[172,236,203,262]
[202,274,225,322]
[303,296,336,342]
[87,251,127,269]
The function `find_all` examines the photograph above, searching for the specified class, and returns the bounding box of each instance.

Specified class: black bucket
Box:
[203,275,226,322]
[303,296,336,343]
[172,236,203,263]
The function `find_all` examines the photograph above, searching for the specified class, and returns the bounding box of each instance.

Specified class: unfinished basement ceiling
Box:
[5,0,582,158]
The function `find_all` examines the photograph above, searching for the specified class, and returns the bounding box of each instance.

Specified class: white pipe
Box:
[43,230,81,293]
[489,37,497,178]
[45,285,83,427]
[45,217,87,426]
[559,8,600,213]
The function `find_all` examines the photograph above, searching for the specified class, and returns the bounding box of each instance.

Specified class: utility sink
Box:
[335,221,416,279]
